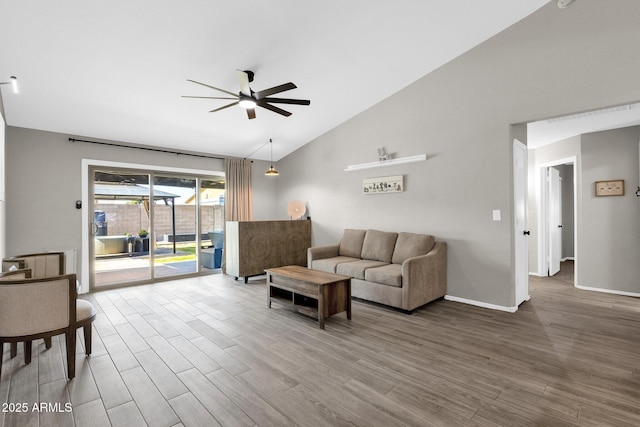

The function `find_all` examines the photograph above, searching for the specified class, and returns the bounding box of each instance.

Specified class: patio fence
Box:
[94,203,224,238]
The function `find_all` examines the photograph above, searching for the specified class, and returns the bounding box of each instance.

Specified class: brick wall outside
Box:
[95,203,224,239]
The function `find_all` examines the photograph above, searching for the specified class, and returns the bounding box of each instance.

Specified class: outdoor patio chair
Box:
[0,274,82,379]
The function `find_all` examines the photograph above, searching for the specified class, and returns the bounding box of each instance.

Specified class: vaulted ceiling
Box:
[0,1,550,161]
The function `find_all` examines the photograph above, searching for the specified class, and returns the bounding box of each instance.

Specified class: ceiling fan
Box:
[183,70,310,119]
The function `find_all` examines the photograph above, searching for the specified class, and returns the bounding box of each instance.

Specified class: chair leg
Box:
[10,342,17,358]
[65,331,76,380]
[45,337,52,349]
[24,341,32,365]
[83,324,93,356]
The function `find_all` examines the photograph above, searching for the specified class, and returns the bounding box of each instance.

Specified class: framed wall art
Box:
[363,175,403,194]
[595,180,624,196]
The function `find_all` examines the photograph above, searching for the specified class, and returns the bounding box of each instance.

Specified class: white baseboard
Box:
[528,271,545,277]
[561,257,575,262]
[575,284,640,298]
[444,295,517,313]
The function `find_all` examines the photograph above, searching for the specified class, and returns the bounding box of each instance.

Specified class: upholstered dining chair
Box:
[0,274,81,379]
[0,269,34,358]
[0,262,96,370]
[2,251,65,278]
[2,252,69,357]
[0,268,32,280]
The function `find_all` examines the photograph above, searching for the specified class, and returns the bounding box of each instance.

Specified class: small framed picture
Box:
[595,180,624,196]
[363,175,403,194]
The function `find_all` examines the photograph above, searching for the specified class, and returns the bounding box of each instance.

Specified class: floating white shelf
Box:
[344,154,427,172]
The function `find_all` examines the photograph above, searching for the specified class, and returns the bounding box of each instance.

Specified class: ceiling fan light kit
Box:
[184,70,310,120]
[238,96,256,109]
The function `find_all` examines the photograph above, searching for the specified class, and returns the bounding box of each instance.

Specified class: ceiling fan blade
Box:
[209,101,239,113]
[187,79,238,97]
[254,82,297,99]
[246,108,256,120]
[182,95,238,100]
[257,101,292,117]
[236,70,252,96]
[261,97,310,106]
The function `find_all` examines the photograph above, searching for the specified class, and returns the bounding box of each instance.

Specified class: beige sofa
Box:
[308,229,447,311]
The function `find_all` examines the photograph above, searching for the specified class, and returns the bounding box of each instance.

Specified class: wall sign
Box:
[595,180,624,196]
[363,175,403,194]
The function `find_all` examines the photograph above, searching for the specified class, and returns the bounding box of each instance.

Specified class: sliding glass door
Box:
[199,178,226,271]
[90,166,225,289]
[92,169,152,287]
[152,175,197,279]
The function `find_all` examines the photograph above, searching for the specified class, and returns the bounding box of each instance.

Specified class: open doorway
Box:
[536,158,576,285]
[523,103,640,299]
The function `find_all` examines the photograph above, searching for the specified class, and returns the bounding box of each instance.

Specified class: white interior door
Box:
[513,139,529,306]
[548,167,562,276]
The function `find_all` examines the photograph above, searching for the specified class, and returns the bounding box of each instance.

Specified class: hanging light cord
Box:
[243,139,271,159]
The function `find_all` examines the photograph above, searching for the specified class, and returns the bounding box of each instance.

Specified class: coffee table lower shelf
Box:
[266,265,352,329]
[269,291,320,319]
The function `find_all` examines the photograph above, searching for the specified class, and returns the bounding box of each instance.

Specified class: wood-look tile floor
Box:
[1,264,639,426]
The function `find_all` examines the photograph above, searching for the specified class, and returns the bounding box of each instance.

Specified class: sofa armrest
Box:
[307,245,340,267]
[401,241,447,310]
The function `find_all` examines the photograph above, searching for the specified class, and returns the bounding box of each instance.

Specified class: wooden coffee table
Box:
[266,265,351,329]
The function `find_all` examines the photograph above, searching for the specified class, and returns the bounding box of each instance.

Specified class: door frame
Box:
[80,159,224,293]
[513,139,529,306]
[536,156,578,285]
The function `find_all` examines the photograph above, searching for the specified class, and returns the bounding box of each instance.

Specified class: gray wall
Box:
[275,0,640,308]
[581,127,640,292]
[5,126,278,280]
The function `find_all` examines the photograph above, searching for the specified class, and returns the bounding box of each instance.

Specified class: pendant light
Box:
[265,138,279,176]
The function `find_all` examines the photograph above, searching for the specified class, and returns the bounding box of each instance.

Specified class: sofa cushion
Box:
[365,264,402,288]
[312,256,360,274]
[391,232,435,264]
[339,229,367,258]
[361,230,398,263]
[336,260,388,280]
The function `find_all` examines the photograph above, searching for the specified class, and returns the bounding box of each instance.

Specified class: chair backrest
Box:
[0,269,32,280]
[0,274,76,338]
[2,258,26,272]
[2,252,65,279]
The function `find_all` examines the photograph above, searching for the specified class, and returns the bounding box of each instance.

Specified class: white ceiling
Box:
[0,1,551,161]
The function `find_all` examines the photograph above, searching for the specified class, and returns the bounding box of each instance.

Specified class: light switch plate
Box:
[492,210,501,221]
